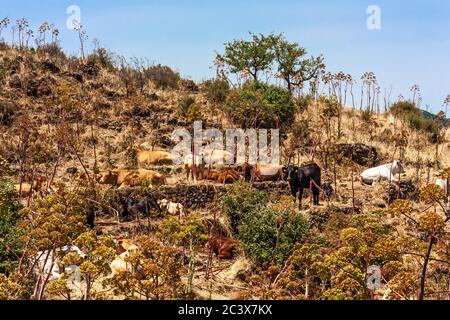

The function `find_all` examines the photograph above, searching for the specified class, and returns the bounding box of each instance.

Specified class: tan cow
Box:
[135,147,174,167]
[110,239,140,277]
[98,169,166,189]
[15,175,48,197]
[243,163,283,182]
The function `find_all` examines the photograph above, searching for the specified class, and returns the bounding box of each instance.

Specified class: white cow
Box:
[202,149,234,167]
[436,178,449,196]
[33,246,85,281]
[360,160,405,186]
[158,199,185,219]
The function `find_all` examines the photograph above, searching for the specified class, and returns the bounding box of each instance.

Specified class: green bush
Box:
[238,205,307,266]
[0,180,23,274]
[203,78,230,104]
[220,182,267,235]
[87,47,115,70]
[390,101,440,137]
[145,64,180,90]
[224,81,295,128]
[179,96,195,115]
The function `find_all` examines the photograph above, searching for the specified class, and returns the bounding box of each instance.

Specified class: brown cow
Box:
[184,154,205,182]
[15,175,47,197]
[208,235,238,260]
[135,148,174,167]
[217,170,241,184]
[203,168,241,184]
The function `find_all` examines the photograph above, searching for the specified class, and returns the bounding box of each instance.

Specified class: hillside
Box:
[1,42,450,301]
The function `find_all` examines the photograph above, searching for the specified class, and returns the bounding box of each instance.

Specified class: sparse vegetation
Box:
[0,19,449,301]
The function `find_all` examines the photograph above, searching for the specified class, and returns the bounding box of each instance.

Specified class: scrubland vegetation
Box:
[1,18,450,300]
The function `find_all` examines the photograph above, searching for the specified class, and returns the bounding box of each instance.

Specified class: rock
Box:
[384,180,419,204]
[321,182,334,197]
[336,143,379,166]
[8,75,22,89]
[40,60,60,73]
[180,79,198,92]
[0,100,16,126]
[82,62,100,77]
[37,81,52,97]
[374,201,387,208]
[66,167,78,175]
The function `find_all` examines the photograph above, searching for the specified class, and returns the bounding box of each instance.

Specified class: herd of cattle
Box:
[16,148,449,217]
[22,147,450,296]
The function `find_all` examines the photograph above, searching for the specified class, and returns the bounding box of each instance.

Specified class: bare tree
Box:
[443,94,450,119]
[411,84,420,105]
[0,17,9,43]
[15,18,30,49]
[74,21,88,60]
[37,22,50,47]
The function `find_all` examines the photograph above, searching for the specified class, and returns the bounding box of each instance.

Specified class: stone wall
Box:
[153,181,291,209]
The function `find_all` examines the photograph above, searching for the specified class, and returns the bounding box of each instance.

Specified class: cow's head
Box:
[392,160,406,174]
[98,170,118,185]
[285,165,299,182]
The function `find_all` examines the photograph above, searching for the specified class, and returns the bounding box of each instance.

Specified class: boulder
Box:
[336,143,379,166]
[40,60,60,73]
[384,180,419,204]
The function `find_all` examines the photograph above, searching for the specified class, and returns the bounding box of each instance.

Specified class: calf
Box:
[208,235,238,260]
[158,199,185,219]
[285,163,322,208]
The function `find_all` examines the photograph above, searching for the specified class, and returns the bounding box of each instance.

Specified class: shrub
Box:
[186,103,203,123]
[224,81,295,128]
[0,180,23,274]
[180,78,198,92]
[390,101,440,137]
[220,182,268,234]
[145,64,180,90]
[87,47,115,70]
[238,204,307,266]
[295,95,313,112]
[203,78,230,104]
[179,96,195,115]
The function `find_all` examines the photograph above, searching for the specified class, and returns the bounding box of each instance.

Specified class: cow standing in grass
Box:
[285,163,322,208]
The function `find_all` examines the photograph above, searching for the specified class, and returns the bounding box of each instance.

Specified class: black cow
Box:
[285,163,321,208]
[86,207,96,229]
[119,195,162,223]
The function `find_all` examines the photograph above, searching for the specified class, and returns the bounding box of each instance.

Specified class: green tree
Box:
[274,37,325,94]
[219,33,281,82]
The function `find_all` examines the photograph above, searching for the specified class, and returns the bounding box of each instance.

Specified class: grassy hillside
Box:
[1,39,450,301]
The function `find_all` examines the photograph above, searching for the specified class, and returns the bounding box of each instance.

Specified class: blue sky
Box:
[2,0,450,112]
